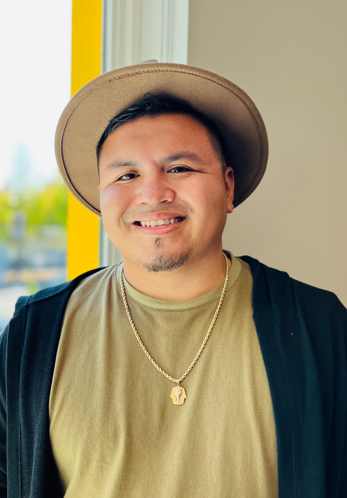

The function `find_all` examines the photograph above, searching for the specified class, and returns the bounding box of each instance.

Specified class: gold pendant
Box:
[170,385,187,405]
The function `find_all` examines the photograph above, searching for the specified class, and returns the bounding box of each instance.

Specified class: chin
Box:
[138,251,190,273]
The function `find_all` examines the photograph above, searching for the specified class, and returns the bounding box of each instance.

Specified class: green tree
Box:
[0,180,67,242]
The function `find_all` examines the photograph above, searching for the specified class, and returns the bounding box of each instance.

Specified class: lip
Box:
[132,212,186,223]
[133,218,186,235]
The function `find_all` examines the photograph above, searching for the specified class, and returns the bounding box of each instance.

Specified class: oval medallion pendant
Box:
[170,385,187,405]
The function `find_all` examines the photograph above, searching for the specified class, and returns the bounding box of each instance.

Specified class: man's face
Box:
[98,113,234,272]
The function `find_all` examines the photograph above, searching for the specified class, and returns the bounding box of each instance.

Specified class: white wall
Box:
[188,0,347,305]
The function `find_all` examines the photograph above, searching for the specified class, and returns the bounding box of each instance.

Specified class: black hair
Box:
[96,94,227,172]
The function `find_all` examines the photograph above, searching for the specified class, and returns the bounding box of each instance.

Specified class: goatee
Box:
[140,253,189,273]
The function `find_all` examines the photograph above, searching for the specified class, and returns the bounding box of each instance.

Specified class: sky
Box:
[0,0,72,190]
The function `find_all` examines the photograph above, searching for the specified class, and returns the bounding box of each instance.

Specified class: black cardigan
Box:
[0,256,346,498]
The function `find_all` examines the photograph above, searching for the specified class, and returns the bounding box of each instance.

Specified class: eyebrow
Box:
[161,152,204,165]
[105,160,136,170]
[105,152,204,171]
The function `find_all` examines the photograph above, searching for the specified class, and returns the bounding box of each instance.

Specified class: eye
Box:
[168,166,192,173]
[116,172,139,181]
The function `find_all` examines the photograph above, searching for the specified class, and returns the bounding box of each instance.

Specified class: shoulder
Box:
[291,277,346,317]
[0,267,109,358]
[0,266,112,370]
[239,255,347,318]
[13,266,108,314]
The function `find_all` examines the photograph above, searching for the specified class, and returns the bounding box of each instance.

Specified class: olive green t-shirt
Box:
[49,253,278,497]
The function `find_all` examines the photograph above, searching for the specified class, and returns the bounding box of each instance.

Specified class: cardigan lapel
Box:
[241,256,326,498]
[19,269,104,497]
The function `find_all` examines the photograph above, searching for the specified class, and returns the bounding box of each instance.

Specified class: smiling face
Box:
[98,113,234,273]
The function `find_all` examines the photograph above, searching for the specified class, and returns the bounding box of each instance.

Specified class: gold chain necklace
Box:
[120,253,229,405]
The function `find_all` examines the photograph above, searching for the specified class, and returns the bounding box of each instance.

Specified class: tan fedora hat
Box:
[55,62,268,216]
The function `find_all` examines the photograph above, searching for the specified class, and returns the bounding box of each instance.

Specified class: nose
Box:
[136,169,175,206]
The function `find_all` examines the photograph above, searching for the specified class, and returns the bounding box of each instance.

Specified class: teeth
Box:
[138,217,183,227]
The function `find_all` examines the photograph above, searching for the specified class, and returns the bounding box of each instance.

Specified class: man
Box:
[0,63,346,497]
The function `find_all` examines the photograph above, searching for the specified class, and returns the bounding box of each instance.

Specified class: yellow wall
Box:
[67,0,103,279]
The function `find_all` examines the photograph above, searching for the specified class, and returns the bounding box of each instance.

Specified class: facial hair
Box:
[138,237,190,272]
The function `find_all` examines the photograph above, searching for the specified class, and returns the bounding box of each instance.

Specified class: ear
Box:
[224,167,235,213]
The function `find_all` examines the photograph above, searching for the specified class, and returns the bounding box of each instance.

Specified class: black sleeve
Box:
[0,325,8,496]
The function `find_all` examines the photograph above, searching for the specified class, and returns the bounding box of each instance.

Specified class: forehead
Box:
[98,114,220,172]
[107,113,212,145]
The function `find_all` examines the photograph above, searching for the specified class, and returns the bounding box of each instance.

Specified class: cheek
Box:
[197,181,227,214]
[99,185,130,219]
[100,188,129,245]
[100,189,134,239]
[100,184,118,207]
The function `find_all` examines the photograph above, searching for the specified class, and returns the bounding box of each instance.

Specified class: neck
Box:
[122,250,230,302]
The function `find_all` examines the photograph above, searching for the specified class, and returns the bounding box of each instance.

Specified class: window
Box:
[0,0,71,328]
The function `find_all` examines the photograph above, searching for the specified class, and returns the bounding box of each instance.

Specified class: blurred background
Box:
[0,1,71,328]
[1,0,346,329]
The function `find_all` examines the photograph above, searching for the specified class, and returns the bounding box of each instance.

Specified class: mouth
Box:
[133,216,186,227]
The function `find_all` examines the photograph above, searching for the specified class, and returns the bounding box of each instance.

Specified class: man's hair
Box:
[96,94,227,172]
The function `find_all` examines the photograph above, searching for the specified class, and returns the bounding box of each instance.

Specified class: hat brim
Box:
[55,63,268,216]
